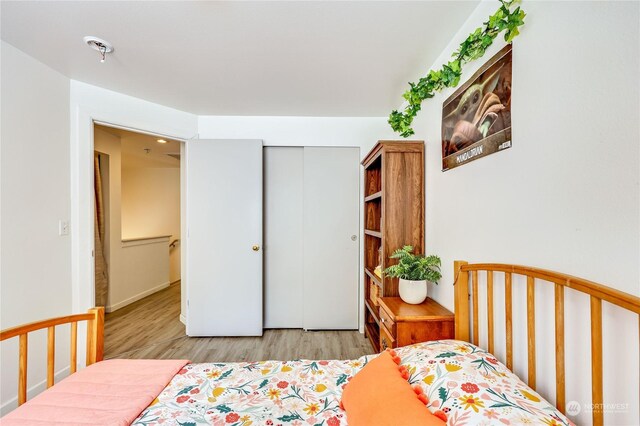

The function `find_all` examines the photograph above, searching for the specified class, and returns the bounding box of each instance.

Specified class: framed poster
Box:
[442,44,512,171]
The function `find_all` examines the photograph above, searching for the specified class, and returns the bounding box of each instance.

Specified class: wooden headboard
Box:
[453,260,640,426]
[0,307,104,406]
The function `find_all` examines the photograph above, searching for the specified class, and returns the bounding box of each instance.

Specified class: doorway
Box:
[93,124,185,356]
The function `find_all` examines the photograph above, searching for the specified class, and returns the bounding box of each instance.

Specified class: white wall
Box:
[198,116,394,150]
[198,116,396,332]
[0,41,72,414]
[118,237,170,312]
[121,167,181,283]
[407,2,639,424]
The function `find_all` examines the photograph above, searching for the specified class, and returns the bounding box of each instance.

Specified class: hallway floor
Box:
[105,281,185,358]
[104,282,374,361]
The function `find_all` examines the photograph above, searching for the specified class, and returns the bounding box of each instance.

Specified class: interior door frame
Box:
[71,108,194,321]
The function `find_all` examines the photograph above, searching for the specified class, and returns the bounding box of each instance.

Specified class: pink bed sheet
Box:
[1,358,189,426]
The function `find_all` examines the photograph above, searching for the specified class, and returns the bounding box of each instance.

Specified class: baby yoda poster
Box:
[442,45,512,171]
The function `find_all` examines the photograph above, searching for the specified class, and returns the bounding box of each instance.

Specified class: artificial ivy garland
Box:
[389,0,526,137]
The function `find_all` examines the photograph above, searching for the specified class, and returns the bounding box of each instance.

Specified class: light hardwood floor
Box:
[105,282,374,361]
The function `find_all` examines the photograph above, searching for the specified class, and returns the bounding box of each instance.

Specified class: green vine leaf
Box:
[388,0,526,137]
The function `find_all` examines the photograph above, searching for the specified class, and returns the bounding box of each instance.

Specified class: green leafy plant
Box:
[383,245,442,282]
[389,0,526,137]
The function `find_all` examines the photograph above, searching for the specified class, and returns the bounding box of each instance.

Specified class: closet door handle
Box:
[351,235,357,241]
[252,245,260,251]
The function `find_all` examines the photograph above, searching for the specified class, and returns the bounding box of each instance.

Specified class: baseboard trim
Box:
[1,366,70,416]
[106,281,170,313]
[179,314,186,325]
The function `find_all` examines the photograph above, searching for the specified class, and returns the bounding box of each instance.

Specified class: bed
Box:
[2,260,639,425]
[130,339,571,425]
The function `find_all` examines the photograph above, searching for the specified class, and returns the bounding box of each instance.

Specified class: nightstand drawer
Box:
[379,306,396,337]
[377,297,455,351]
[380,325,396,351]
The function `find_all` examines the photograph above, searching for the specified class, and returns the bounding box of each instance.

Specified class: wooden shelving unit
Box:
[364,268,382,287]
[364,229,382,238]
[361,140,425,352]
[364,191,382,202]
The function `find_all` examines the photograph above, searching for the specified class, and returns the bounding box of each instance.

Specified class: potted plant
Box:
[383,246,442,304]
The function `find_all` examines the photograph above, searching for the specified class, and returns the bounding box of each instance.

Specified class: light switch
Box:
[59,220,69,236]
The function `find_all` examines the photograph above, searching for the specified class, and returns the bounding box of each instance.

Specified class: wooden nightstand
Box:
[378,297,454,351]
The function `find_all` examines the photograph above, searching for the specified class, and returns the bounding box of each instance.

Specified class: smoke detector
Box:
[83,36,114,63]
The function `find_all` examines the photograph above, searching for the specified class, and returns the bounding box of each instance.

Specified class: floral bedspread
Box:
[132,357,364,426]
[398,341,574,426]
[132,340,573,426]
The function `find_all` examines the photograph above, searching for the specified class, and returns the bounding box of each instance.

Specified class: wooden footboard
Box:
[453,261,640,426]
[0,307,104,406]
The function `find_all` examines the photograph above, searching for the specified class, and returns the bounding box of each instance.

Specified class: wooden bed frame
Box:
[453,260,640,426]
[2,262,639,424]
[0,307,104,406]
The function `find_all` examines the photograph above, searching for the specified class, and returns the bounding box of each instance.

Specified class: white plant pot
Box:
[399,278,428,304]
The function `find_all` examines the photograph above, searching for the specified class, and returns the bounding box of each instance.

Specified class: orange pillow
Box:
[340,350,446,426]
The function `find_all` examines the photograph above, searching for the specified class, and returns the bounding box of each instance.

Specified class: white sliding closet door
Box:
[303,147,360,330]
[186,139,263,336]
[264,147,304,328]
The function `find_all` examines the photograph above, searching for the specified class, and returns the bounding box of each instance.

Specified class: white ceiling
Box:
[1,1,478,117]
[96,125,181,169]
